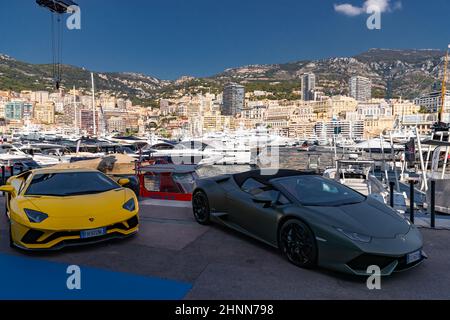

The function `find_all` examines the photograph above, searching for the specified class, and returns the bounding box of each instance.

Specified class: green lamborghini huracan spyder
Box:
[192,170,427,276]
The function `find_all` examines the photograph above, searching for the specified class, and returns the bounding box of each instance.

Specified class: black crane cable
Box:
[49,0,63,90]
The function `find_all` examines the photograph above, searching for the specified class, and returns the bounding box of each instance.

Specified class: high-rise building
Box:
[30,91,50,105]
[222,83,245,116]
[414,90,450,114]
[34,103,55,124]
[301,73,316,101]
[349,76,372,101]
[4,101,33,121]
[107,116,126,133]
[80,109,100,135]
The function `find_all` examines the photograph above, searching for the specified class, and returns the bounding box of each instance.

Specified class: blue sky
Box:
[1,0,450,79]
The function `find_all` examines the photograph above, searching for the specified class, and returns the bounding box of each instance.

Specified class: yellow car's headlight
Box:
[123,199,136,212]
[24,209,49,223]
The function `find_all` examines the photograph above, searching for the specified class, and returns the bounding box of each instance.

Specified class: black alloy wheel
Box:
[279,219,317,269]
[192,191,211,225]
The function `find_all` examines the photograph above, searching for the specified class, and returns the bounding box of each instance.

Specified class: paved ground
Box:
[0,197,449,300]
[413,212,450,230]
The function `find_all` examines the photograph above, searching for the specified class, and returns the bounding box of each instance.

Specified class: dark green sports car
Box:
[192,170,427,275]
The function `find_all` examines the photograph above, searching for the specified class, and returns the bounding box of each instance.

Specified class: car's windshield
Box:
[25,172,119,196]
[274,175,365,207]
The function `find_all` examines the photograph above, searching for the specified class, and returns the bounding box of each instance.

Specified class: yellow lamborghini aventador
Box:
[0,168,139,250]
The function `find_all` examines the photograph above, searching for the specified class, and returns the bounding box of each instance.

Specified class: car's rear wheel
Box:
[279,219,317,269]
[192,191,211,225]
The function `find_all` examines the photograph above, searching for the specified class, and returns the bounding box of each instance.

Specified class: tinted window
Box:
[256,190,291,205]
[241,178,266,193]
[26,172,119,196]
[242,178,290,205]
[275,175,365,206]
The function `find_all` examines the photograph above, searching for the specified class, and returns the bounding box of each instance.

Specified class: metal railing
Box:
[388,179,438,228]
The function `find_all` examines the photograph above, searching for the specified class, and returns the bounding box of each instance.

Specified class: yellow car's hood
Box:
[18,188,136,230]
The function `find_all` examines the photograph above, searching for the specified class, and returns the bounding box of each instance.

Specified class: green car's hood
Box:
[304,198,410,239]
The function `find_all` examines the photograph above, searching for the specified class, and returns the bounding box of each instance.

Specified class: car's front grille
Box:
[21,230,45,244]
[127,216,139,229]
[21,215,139,245]
[347,254,397,271]
[57,232,130,248]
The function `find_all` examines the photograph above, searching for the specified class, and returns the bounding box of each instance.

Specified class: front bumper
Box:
[343,249,428,276]
[12,215,139,250]
[316,225,426,276]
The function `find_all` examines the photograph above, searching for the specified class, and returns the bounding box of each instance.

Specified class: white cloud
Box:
[334,0,402,16]
[334,4,364,16]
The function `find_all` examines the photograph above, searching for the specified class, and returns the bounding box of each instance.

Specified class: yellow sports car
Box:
[0,168,139,250]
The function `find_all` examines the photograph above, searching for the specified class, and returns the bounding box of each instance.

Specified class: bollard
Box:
[389,181,395,208]
[431,180,436,229]
[409,180,415,224]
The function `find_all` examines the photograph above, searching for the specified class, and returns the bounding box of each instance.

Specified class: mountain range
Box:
[0,48,447,104]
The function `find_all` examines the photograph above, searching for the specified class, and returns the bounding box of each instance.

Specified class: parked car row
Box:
[0,166,427,276]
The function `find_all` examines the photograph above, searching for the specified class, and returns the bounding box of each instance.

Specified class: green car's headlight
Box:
[123,198,136,212]
[24,209,49,223]
[336,228,372,243]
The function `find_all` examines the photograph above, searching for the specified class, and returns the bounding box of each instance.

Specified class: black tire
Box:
[279,219,317,269]
[192,191,211,225]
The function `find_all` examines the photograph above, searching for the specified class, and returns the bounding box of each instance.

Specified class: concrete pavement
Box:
[0,197,449,300]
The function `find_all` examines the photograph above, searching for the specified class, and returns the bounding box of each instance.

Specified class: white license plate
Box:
[80,228,107,239]
[407,250,422,264]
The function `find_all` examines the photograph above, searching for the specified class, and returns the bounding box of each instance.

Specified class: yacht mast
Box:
[73,85,78,134]
[439,48,449,123]
[91,72,97,136]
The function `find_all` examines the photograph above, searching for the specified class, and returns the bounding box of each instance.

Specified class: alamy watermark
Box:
[66,265,82,290]
[366,265,382,290]
[65,5,82,30]
[366,5,381,30]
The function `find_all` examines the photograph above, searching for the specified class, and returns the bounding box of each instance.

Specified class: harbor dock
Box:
[0,196,449,300]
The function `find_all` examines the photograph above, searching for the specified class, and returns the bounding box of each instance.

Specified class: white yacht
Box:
[0,143,40,170]
[324,160,407,212]
[19,143,70,166]
[143,142,219,166]
[144,139,252,166]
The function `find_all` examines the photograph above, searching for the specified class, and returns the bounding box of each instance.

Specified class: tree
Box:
[418,106,429,114]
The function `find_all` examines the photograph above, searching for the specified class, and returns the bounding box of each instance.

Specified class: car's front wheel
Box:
[279,219,317,269]
[192,191,211,225]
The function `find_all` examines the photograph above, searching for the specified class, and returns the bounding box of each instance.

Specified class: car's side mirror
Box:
[253,192,278,208]
[118,178,130,186]
[0,185,16,196]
